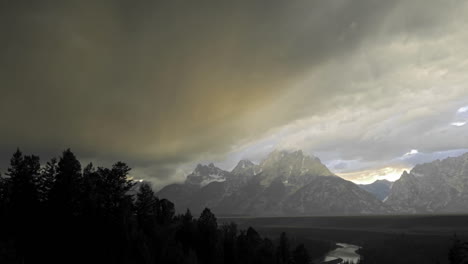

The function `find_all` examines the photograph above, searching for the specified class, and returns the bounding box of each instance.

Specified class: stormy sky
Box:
[1,0,468,186]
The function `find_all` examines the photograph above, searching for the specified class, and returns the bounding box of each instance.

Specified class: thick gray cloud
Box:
[1,1,467,185]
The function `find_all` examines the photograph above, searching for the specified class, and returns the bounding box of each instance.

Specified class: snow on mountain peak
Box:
[186,163,230,186]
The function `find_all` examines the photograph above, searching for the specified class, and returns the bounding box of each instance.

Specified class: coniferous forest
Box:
[0,149,311,264]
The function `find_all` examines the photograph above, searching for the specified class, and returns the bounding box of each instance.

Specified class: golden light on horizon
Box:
[337,166,411,184]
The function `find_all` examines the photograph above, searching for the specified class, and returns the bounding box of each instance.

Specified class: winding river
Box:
[323,243,361,264]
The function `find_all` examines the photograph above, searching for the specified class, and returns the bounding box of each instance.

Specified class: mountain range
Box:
[386,152,468,213]
[157,150,391,216]
[156,150,468,216]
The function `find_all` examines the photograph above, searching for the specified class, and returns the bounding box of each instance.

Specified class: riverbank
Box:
[322,243,361,264]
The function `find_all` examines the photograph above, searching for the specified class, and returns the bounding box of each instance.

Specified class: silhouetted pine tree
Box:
[292,244,310,264]
[257,238,275,264]
[38,157,57,203]
[176,209,196,255]
[0,172,8,215]
[159,198,175,225]
[0,172,7,249]
[221,222,238,264]
[97,162,134,213]
[246,227,263,264]
[135,183,157,218]
[197,208,218,264]
[49,149,82,216]
[81,162,100,215]
[277,232,291,264]
[6,149,40,217]
[2,150,43,263]
[449,235,468,264]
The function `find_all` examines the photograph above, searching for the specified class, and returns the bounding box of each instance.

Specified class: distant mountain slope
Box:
[283,176,391,215]
[385,153,468,213]
[157,150,391,216]
[358,180,393,201]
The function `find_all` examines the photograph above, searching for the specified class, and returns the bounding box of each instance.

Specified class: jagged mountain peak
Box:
[193,163,221,173]
[386,152,468,213]
[395,170,411,182]
[408,153,468,178]
[186,163,230,186]
[258,149,333,186]
[231,159,258,175]
[237,159,255,167]
[263,149,304,161]
[261,149,324,167]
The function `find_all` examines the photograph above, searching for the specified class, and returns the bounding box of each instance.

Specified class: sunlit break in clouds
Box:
[337,167,411,184]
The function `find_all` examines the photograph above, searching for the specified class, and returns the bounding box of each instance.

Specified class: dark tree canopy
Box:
[0,149,314,264]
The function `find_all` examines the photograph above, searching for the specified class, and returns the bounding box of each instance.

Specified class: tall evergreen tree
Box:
[135,182,157,224]
[135,183,154,211]
[449,236,468,264]
[276,232,291,264]
[107,162,134,212]
[292,244,310,264]
[0,172,8,217]
[0,172,7,201]
[197,208,218,264]
[38,158,57,203]
[257,238,275,264]
[177,209,196,255]
[221,222,238,264]
[6,149,40,216]
[81,162,101,215]
[159,198,175,225]
[49,149,82,216]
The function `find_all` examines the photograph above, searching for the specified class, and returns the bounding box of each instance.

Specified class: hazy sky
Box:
[1,0,468,186]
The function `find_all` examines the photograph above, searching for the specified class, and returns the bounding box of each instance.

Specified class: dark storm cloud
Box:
[0,1,395,167]
[1,0,467,184]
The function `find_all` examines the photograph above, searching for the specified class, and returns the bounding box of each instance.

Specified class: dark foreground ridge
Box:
[0,149,311,264]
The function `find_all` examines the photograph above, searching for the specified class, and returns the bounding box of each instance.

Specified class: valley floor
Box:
[220,214,468,264]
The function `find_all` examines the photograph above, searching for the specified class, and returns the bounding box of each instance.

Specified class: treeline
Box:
[0,149,311,264]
